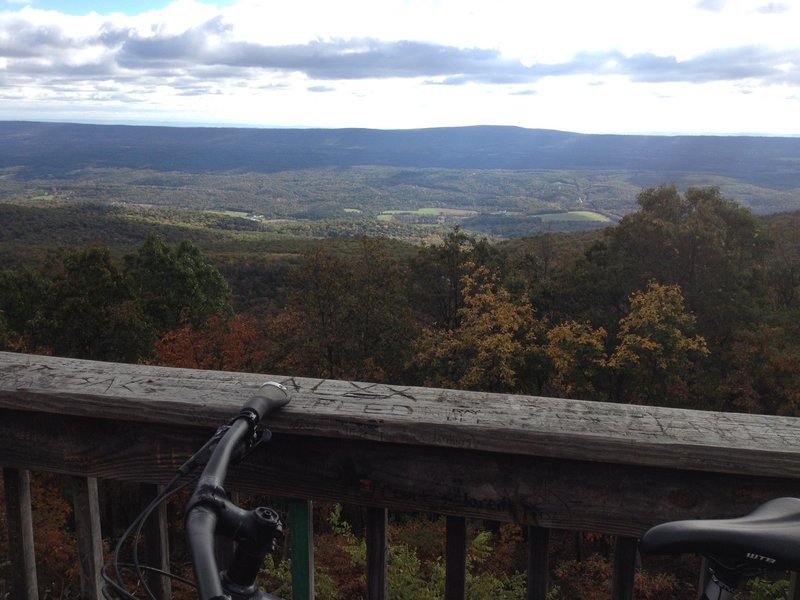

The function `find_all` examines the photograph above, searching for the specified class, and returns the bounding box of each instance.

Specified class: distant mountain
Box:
[3,121,800,191]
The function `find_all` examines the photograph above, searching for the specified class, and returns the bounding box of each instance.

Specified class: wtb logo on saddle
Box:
[745,552,777,564]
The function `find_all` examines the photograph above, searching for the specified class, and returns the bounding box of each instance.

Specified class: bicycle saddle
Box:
[641,497,800,571]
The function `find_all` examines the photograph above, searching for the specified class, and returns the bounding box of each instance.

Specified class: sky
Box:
[1,0,798,135]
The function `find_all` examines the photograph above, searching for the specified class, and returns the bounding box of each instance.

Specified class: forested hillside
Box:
[2,122,799,239]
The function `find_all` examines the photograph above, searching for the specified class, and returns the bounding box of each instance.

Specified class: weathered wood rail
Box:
[2,350,800,599]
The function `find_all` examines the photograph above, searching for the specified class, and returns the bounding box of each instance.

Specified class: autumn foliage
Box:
[153,313,268,372]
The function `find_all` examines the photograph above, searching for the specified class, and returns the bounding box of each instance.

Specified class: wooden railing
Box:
[2,350,800,599]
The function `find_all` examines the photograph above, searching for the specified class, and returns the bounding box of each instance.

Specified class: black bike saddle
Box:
[641,497,800,571]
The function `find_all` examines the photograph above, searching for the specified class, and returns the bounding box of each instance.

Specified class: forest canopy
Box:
[2,185,798,415]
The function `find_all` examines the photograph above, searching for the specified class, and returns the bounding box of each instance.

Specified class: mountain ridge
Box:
[3,121,800,191]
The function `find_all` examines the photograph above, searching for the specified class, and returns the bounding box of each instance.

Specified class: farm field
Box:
[539,210,612,222]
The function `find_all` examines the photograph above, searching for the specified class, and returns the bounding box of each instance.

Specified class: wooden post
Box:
[527,526,550,600]
[445,516,467,600]
[789,572,798,600]
[611,536,637,600]
[140,483,171,600]
[290,500,314,600]
[3,467,39,600]
[72,476,104,600]
[695,557,711,600]
[366,507,388,600]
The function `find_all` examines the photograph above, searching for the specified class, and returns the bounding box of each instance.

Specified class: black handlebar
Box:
[186,382,290,600]
[101,381,291,600]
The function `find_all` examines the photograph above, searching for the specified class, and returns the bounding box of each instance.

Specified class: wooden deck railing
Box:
[2,350,800,599]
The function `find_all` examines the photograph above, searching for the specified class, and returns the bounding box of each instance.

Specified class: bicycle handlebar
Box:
[240,381,292,421]
[186,381,290,600]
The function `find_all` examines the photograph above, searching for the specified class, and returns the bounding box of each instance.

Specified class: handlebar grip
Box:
[241,381,290,422]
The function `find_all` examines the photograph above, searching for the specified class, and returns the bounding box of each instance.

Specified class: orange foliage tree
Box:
[153,313,269,373]
[410,264,545,393]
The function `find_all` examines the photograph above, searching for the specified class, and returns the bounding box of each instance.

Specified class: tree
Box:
[153,314,269,373]
[718,323,800,416]
[409,227,499,330]
[542,283,710,406]
[410,264,544,393]
[545,321,608,400]
[0,268,47,348]
[31,245,153,362]
[124,234,232,333]
[0,309,8,349]
[677,187,770,342]
[607,282,709,406]
[553,186,770,347]
[268,238,417,382]
[268,246,354,378]
[763,212,800,312]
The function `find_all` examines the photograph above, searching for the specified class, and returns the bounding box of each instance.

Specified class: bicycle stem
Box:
[186,412,283,600]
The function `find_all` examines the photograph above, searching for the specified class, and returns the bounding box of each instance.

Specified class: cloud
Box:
[755,2,789,13]
[1,9,798,94]
[695,0,727,12]
[621,46,799,84]
[115,32,514,81]
[0,16,80,58]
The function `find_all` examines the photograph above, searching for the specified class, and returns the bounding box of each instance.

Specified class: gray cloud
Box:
[621,46,791,83]
[115,34,512,81]
[1,14,798,91]
[0,17,81,58]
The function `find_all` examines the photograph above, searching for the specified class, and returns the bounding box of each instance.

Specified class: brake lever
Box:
[231,427,272,466]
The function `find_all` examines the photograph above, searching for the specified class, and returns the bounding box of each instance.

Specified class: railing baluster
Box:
[527,526,550,600]
[366,506,388,600]
[696,557,710,600]
[140,483,171,600]
[611,535,637,600]
[290,499,315,600]
[445,515,467,600]
[3,467,39,600]
[72,476,103,600]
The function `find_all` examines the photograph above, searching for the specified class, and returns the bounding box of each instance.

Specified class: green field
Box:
[207,210,252,219]
[539,210,611,222]
[378,207,478,221]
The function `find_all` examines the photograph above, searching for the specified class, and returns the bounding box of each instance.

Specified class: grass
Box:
[539,211,611,222]
[206,210,251,218]
[378,207,478,220]
[417,207,440,216]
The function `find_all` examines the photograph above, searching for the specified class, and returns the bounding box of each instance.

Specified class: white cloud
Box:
[696,0,728,12]
[0,0,798,134]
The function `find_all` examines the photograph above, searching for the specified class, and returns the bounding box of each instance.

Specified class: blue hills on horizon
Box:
[3,120,800,199]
